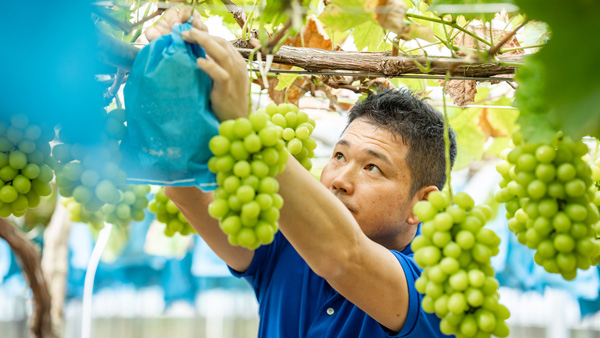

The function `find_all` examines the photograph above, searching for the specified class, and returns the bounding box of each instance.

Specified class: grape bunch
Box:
[261,103,317,171]
[53,108,128,212]
[54,108,152,229]
[63,197,105,229]
[206,103,316,249]
[148,187,195,236]
[412,191,510,338]
[495,132,600,280]
[0,114,56,217]
[64,182,150,229]
[53,140,126,213]
[101,185,150,227]
[589,157,600,265]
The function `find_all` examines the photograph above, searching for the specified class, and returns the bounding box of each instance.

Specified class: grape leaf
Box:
[448,107,486,170]
[319,0,373,32]
[517,114,556,144]
[390,78,427,92]
[352,20,386,51]
[514,0,600,141]
[485,98,518,136]
[275,67,304,90]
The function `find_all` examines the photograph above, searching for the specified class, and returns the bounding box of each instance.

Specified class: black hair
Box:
[346,88,457,197]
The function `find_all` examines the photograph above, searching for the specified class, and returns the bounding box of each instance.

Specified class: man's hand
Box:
[144,7,207,41]
[181,28,249,122]
[144,6,249,122]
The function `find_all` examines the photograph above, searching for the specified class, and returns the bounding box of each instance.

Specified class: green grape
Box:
[287,138,302,155]
[24,125,42,141]
[413,190,508,337]
[271,114,287,128]
[282,128,295,141]
[414,201,438,222]
[249,111,269,131]
[22,163,40,179]
[148,187,193,236]
[497,132,600,281]
[12,175,31,194]
[206,104,316,249]
[233,118,253,138]
[0,185,18,203]
[8,150,27,170]
[0,117,58,217]
[209,135,231,156]
[221,215,242,235]
[219,120,236,140]
[244,133,262,153]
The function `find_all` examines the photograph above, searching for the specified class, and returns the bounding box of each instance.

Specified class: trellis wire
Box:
[249,68,515,82]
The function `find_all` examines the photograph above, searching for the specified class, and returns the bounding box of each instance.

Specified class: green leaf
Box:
[448,107,486,170]
[390,78,427,92]
[548,86,600,140]
[486,105,518,136]
[352,21,385,51]
[275,67,304,90]
[516,113,557,144]
[319,0,373,32]
[473,87,491,102]
[513,0,600,141]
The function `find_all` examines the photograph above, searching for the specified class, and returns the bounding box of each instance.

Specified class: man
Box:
[162,9,457,337]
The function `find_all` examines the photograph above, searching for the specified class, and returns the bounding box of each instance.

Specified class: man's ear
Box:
[406,185,439,225]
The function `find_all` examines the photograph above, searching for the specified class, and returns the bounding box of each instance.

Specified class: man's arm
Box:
[164,187,254,272]
[277,158,411,332]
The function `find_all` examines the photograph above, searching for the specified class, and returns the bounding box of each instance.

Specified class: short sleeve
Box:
[389,251,422,337]
[228,231,287,295]
[383,251,448,338]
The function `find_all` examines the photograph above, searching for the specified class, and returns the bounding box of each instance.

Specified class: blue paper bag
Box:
[121,23,219,190]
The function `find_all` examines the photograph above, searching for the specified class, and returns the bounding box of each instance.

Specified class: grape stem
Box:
[442,71,453,200]
[220,0,248,31]
[405,13,492,48]
[488,19,530,58]
[247,46,261,115]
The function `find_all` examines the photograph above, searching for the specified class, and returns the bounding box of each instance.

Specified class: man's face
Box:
[320,118,420,246]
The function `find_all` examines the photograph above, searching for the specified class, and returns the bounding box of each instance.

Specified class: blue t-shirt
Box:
[229,226,450,338]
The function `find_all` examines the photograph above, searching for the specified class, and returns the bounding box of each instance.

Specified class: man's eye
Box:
[366,164,381,173]
[335,152,345,161]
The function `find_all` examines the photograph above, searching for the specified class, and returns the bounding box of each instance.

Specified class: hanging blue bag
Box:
[120,22,219,191]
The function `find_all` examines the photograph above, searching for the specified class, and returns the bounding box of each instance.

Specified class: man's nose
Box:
[331,166,354,195]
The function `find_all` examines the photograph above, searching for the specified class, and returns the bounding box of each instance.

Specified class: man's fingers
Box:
[162,7,180,23]
[196,58,230,83]
[144,27,162,42]
[178,6,193,23]
[183,29,233,67]
[191,11,209,32]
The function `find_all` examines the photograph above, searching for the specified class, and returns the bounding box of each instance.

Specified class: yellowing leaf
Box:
[396,21,436,42]
[275,67,304,90]
[374,0,407,36]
